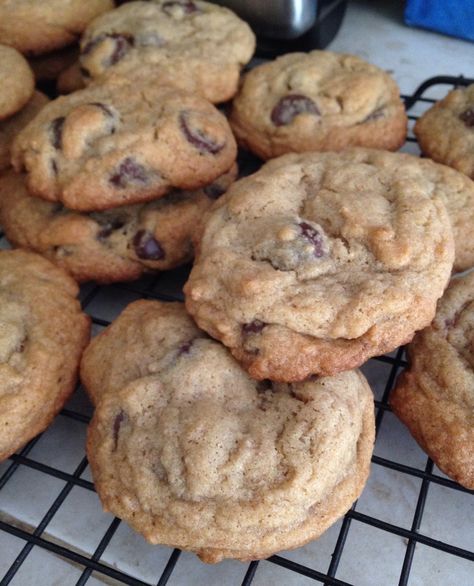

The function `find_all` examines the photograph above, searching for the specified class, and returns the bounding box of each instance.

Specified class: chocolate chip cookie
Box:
[0,0,114,56]
[0,167,236,283]
[184,149,455,381]
[0,92,49,171]
[0,44,35,120]
[11,79,237,211]
[80,299,208,403]
[0,249,90,461]
[230,51,407,159]
[415,84,474,179]
[85,300,375,561]
[79,0,256,103]
[391,272,474,489]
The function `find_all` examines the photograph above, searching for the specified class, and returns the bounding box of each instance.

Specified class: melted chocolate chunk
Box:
[459,108,474,128]
[271,94,320,126]
[179,112,224,154]
[256,379,273,393]
[110,157,148,188]
[88,102,114,117]
[299,222,325,258]
[79,66,91,79]
[163,1,199,15]
[82,33,134,66]
[203,183,226,199]
[178,340,193,355]
[113,410,127,451]
[133,230,165,260]
[97,218,126,240]
[50,117,65,149]
[242,320,266,334]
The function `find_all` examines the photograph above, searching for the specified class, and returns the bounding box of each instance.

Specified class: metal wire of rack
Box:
[0,75,473,586]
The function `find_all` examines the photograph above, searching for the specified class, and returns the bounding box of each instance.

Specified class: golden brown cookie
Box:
[79,0,255,103]
[391,272,474,489]
[85,300,375,562]
[0,44,35,120]
[0,249,90,461]
[230,51,407,159]
[0,168,236,283]
[415,84,474,179]
[0,92,49,171]
[185,149,455,381]
[12,79,237,211]
[0,0,114,56]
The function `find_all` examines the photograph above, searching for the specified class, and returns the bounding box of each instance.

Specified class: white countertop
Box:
[0,2,473,585]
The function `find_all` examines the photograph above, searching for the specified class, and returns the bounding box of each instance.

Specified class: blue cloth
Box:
[405,0,474,43]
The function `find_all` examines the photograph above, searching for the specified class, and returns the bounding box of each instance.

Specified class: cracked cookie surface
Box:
[391,272,474,489]
[11,79,237,211]
[80,0,255,103]
[0,44,35,120]
[0,0,114,56]
[0,167,236,283]
[0,250,90,461]
[230,51,407,159]
[85,300,375,561]
[415,84,474,179]
[185,149,455,381]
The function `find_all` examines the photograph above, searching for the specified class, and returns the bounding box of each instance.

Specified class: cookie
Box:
[0,249,90,461]
[57,61,86,94]
[184,149,455,381]
[85,300,375,562]
[79,0,256,104]
[0,44,35,120]
[0,0,114,56]
[0,167,236,283]
[80,299,207,403]
[0,92,49,171]
[11,79,237,211]
[230,51,407,159]
[391,273,474,489]
[29,45,79,82]
[415,84,474,179]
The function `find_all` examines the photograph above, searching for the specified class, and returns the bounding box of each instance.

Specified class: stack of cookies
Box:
[1,0,474,567]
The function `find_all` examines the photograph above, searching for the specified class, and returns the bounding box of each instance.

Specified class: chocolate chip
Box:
[242,320,266,334]
[50,158,59,175]
[179,112,224,154]
[256,379,273,393]
[459,108,474,128]
[203,183,226,199]
[299,222,325,258]
[79,66,91,79]
[82,33,134,66]
[108,33,134,65]
[271,94,320,126]
[97,218,125,241]
[88,102,114,117]
[133,230,165,260]
[113,410,127,451]
[178,340,193,355]
[363,106,385,123]
[163,1,199,15]
[110,157,149,188]
[50,117,65,149]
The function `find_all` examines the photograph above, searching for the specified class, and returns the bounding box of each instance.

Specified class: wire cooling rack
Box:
[1,75,474,586]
